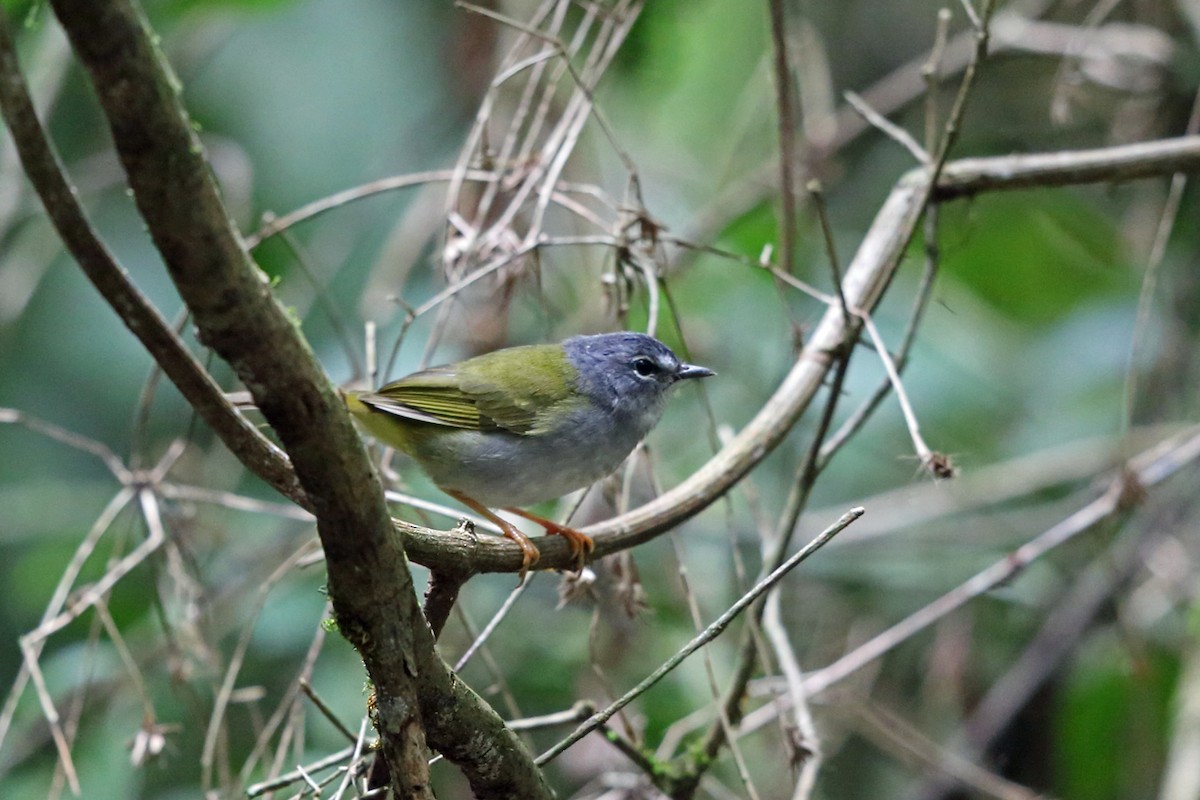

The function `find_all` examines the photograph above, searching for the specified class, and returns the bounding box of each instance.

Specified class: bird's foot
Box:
[504,507,593,573]
[447,490,540,582]
[502,526,541,583]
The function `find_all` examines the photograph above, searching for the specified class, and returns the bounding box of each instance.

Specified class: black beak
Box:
[677,363,715,380]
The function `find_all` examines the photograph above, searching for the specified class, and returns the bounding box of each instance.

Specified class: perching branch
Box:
[395,132,1200,575]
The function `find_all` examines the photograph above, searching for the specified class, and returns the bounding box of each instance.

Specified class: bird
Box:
[343,331,714,578]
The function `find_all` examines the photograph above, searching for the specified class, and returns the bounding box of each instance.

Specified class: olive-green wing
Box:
[358,367,484,430]
[457,344,580,434]
[360,344,580,434]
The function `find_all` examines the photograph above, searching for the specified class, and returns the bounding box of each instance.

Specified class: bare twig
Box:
[844,90,930,164]
[806,180,848,327]
[453,579,533,672]
[921,9,953,151]
[0,408,129,480]
[201,542,321,792]
[536,507,861,767]
[1122,90,1200,435]
[801,427,1200,698]
[18,637,80,795]
[246,746,356,797]
[300,679,360,746]
[763,591,820,799]
[735,431,1200,747]
[855,310,948,477]
[238,607,331,787]
[330,716,371,800]
[962,522,1165,756]
[817,205,940,469]
[669,530,763,800]
[661,234,834,303]
[0,488,133,755]
[685,316,855,793]
[1160,626,1200,800]
[508,702,595,732]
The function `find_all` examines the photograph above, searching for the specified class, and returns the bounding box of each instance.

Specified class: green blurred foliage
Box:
[1058,640,1180,800]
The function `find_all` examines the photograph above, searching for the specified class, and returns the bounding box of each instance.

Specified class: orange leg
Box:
[503,507,594,572]
[448,491,540,581]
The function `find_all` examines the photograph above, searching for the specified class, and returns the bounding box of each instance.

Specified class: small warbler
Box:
[343,332,714,577]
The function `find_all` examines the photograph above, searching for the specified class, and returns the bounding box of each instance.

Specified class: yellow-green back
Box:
[344,344,584,452]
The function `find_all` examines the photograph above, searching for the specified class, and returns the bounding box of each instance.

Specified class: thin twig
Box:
[958,0,983,31]
[453,578,532,672]
[843,90,929,164]
[245,169,488,248]
[817,206,940,469]
[855,310,943,475]
[452,603,525,724]
[846,698,1043,800]
[0,487,135,757]
[668,530,763,800]
[238,605,331,787]
[299,679,359,746]
[689,331,854,785]
[508,702,595,732]
[962,523,1162,755]
[1160,623,1200,800]
[767,0,799,275]
[736,432,1200,744]
[247,747,357,797]
[801,428,1200,698]
[536,508,862,766]
[329,716,371,800]
[806,180,849,327]
[19,636,80,795]
[273,225,364,380]
[921,9,953,152]
[661,234,835,304]
[763,590,820,799]
[201,542,318,792]
[0,408,129,480]
[1122,89,1200,436]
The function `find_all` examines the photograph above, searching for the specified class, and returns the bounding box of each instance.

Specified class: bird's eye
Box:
[632,357,658,377]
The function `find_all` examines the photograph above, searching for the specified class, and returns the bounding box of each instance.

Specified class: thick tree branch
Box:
[34,1,551,796]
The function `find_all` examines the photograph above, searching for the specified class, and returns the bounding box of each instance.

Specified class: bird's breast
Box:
[413,406,647,508]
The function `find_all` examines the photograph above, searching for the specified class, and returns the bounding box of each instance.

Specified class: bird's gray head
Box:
[563,332,713,428]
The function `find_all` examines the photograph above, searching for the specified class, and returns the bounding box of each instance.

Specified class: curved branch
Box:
[397,134,1200,576]
[397,180,924,573]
